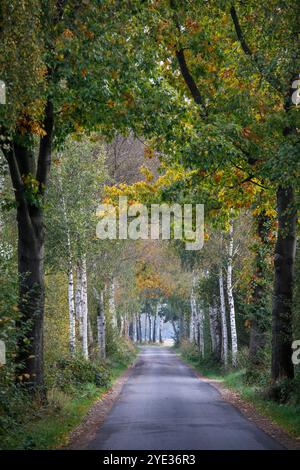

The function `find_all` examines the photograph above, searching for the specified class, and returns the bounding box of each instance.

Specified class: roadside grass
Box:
[0,351,137,450]
[176,347,300,439]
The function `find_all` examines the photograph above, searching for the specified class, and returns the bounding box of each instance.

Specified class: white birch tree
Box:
[227,220,238,367]
[219,267,228,368]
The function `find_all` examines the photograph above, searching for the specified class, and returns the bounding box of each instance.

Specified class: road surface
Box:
[88,346,283,450]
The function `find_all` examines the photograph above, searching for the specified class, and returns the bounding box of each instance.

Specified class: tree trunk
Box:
[190,281,197,343]
[209,303,221,362]
[159,316,163,343]
[153,304,159,343]
[227,220,238,367]
[197,308,205,357]
[68,266,76,354]
[272,186,297,381]
[219,267,228,368]
[108,280,117,330]
[3,101,54,391]
[148,314,152,343]
[138,314,142,343]
[75,263,83,339]
[81,256,88,360]
[96,291,106,359]
[129,320,134,341]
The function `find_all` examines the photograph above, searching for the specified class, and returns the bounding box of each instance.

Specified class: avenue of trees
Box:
[0,0,299,447]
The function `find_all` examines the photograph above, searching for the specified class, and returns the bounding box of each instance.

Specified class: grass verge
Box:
[0,351,137,450]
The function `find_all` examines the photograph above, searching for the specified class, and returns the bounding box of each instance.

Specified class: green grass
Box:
[0,352,137,450]
[176,348,300,439]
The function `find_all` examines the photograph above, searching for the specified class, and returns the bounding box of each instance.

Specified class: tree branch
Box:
[175,49,208,117]
[36,100,54,194]
[230,5,282,94]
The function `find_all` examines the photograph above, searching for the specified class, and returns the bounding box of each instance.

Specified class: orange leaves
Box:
[62,28,74,39]
[185,18,201,34]
[17,116,46,137]
[144,146,154,159]
[106,99,116,108]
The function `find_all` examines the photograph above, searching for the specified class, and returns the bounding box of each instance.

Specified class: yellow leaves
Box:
[140,165,154,182]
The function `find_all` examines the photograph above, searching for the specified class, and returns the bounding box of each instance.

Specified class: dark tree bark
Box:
[129,320,134,341]
[271,186,297,381]
[2,101,54,391]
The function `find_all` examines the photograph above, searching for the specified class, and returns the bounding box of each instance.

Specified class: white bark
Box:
[227,220,238,367]
[58,163,76,353]
[81,256,89,360]
[108,280,118,330]
[96,290,106,359]
[219,267,228,368]
[190,292,197,343]
[68,266,76,354]
[197,307,205,357]
[148,314,152,343]
[75,263,83,338]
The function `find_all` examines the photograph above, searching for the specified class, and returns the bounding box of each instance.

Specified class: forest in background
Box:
[0,0,299,449]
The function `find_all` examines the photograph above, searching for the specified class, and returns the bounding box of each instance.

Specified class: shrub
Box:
[49,354,111,392]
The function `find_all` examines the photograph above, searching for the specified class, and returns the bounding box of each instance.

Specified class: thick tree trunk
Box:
[17,205,45,388]
[3,101,53,391]
[209,304,222,361]
[96,291,106,359]
[219,267,228,368]
[227,220,238,367]
[272,186,297,381]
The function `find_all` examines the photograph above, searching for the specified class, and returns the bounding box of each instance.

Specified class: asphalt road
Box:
[88,346,283,450]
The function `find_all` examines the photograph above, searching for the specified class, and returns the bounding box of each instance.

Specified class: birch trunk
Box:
[108,280,117,330]
[68,266,76,354]
[197,307,205,357]
[75,264,83,339]
[148,314,152,343]
[81,256,88,360]
[58,166,76,354]
[227,220,238,367]
[219,267,228,368]
[96,291,106,359]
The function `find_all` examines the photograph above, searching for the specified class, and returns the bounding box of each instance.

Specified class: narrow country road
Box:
[88,346,283,450]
